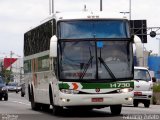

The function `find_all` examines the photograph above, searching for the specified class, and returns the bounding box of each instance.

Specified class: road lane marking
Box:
[11,100,30,106]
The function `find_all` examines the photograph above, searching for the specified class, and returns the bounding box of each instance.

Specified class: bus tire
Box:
[28,85,31,102]
[42,104,50,111]
[49,85,53,105]
[110,105,122,115]
[30,85,41,111]
[52,105,63,116]
[49,84,63,115]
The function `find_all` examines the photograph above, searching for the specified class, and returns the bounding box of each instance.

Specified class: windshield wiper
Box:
[98,57,116,80]
[79,56,94,80]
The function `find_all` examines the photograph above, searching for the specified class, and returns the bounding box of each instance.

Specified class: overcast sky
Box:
[0,0,160,58]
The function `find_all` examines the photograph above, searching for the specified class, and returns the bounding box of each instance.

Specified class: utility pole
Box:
[129,0,131,20]
[52,0,54,14]
[100,0,102,11]
[10,51,14,82]
[20,67,23,83]
[10,51,13,72]
[49,0,51,15]
[49,0,54,14]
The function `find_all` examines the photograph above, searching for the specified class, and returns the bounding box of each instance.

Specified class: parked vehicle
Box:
[133,66,156,108]
[7,82,21,93]
[0,76,8,101]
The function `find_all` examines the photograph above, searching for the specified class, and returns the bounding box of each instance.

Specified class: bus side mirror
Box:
[50,35,58,57]
[152,77,156,83]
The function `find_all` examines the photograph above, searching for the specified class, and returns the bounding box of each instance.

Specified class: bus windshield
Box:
[58,20,133,81]
[58,20,130,39]
[58,40,133,81]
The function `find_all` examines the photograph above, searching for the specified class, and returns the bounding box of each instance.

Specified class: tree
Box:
[1,65,13,83]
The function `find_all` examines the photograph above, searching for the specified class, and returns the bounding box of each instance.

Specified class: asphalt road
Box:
[0,93,160,120]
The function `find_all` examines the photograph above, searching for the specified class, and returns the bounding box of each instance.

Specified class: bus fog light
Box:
[60,98,67,102]
[60,98,70,102]
[125,97,133,101]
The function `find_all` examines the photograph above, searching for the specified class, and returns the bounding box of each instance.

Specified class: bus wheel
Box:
[49,85,63,115]
[52,105,63,116]
[110,105,122,115]
[30,87,41,110]
[30,94,41,110]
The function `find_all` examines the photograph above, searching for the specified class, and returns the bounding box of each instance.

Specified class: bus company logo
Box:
[95,88,100,93]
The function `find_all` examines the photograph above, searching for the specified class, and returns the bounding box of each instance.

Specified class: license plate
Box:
[91,98,103,102]
[134,92,142,96]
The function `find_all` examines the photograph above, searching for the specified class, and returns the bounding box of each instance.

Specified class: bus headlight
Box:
[117,88,133,93]
[60,89,79,94]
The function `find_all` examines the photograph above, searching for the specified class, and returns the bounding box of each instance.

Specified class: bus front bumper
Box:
[57,92,133,107]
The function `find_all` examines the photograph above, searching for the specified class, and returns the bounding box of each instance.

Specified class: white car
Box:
[133,66,156,108]
[7,82,21,93]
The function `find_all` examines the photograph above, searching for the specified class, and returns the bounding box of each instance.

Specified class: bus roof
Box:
[52,11,127,21]
[26,11,128,34]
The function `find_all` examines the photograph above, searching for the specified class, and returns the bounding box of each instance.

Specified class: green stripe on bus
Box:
[59,82,134,89]
[59,83,70,89]
[81,82,134,89]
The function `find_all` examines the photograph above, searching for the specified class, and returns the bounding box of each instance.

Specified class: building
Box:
[0,58,23,83]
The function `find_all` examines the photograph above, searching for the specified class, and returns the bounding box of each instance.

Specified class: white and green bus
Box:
[24,11,134,115]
